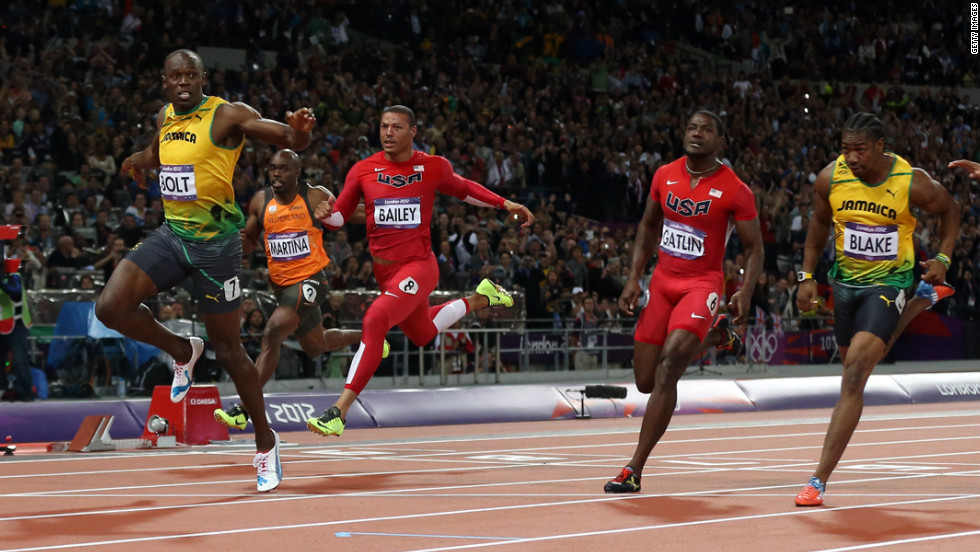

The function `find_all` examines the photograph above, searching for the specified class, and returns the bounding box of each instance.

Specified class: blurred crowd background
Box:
[1,0,978,339]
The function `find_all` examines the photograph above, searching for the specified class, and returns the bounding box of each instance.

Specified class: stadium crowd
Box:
[1,0,978,340]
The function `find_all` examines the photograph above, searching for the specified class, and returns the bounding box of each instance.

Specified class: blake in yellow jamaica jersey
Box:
[793,112,959,507]
[95,49,316,493]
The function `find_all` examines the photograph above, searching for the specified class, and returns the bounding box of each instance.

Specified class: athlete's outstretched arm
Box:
[910,168,959,285]
[119,106,165,189]
[436,157,534,228]
[948,159,980,180]
[316,168,363,230]
[619,193,663,316]
[222,103,315,152]
[241,189,266,256]
[308,184,366,224]
[797,164,834,311]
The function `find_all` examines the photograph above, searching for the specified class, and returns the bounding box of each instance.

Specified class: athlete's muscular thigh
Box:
[376,256,439,344]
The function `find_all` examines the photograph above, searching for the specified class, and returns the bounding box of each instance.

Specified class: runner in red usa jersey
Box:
[328,150,498,262]
[637,157,758,345]
[604,111,764,494]
[651,159,757,279]
[306,105,534,438]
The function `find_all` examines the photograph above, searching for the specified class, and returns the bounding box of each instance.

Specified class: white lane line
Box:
[2,433,977,499]
[5,409,975,468]
[0,465,973,524]
[401,495,980,552]
[5,493,975,552]
[806,530,980,552]
[6,426,976,483]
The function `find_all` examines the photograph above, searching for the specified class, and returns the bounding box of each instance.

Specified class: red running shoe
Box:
[795,476,825,507]
[604,466,641,493]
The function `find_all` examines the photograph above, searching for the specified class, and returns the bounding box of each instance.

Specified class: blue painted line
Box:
[334,531,520,541]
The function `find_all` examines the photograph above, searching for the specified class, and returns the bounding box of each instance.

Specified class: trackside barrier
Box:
[2,373,977,444]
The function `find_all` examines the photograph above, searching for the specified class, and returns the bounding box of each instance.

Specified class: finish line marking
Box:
[335,532,520,541]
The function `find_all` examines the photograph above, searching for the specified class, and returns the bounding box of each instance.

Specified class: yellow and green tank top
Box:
[828,152,917,287]
[158,95,244,241]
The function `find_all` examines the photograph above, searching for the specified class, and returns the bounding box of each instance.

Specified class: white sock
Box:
[432,299,468,331]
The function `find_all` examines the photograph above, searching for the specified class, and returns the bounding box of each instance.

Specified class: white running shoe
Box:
[170,336,204,403]
[253,430,282,492]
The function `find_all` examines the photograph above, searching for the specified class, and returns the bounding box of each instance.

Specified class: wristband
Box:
[934,253,951,269]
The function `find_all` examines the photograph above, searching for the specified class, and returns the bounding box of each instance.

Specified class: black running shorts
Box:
[127,223,243,314]
[831,279,907,347]
[272,271,330,335]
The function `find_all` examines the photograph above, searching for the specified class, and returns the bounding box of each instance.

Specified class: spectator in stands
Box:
[157,303,176,322]
[571,294,600,370]
[27,213,58,252]
[116,213,143,248]
[348,259,376,290]
[5,237,43,291]
[88,138,116,187]
[25,188,48,223]
[3,189,31,222]
[241,308,266,362]
[54,192,83,229]
[7,209,30,233]
[78,274,96,290]
[124,192,148,226]
[0,264,34,401]
[45,235,89,288]
[91,210,115,248]
[92,237,128,282]
[67,212,94,247]
[327,229,353,265]
[332,256,360,290]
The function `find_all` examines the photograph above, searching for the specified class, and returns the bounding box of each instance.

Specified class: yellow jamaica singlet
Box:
[828,152,917,288]
[158,96,244,241]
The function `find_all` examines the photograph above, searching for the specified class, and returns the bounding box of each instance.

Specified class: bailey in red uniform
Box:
[306,105,533,438]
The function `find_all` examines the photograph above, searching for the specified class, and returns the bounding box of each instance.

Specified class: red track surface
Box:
[2,401,978,551]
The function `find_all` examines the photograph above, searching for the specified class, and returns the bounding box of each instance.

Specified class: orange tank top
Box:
[261,185,330,287]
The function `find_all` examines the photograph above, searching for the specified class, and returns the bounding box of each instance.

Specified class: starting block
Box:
[68,415,116,452]
[141,385,230,445]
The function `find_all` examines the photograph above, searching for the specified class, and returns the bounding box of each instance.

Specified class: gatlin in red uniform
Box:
[635,157,758,345]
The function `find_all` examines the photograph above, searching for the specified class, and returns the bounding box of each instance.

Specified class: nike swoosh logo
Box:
[690,314,706,319]
[667,179,680,185]
[374,168,385,172]
[384,291,399,297]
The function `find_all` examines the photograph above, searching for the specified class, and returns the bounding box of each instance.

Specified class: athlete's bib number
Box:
[375,197,421,229]
[159,164,198,201]
[268,231,311,261]
[843,222,898,261]
[660,219,706,260]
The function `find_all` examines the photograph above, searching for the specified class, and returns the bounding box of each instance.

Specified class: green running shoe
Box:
[306,406,345,437]
[476,278,514,307]
[214,403,249,430]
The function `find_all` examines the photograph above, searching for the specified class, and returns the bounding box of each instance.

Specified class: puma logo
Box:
[879,295,895,307]
[885,188,896,199]
[194,114,203,121]
[205,293,221,302]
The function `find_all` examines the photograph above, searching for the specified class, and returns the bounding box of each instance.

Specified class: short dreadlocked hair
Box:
[842,112,885,142]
